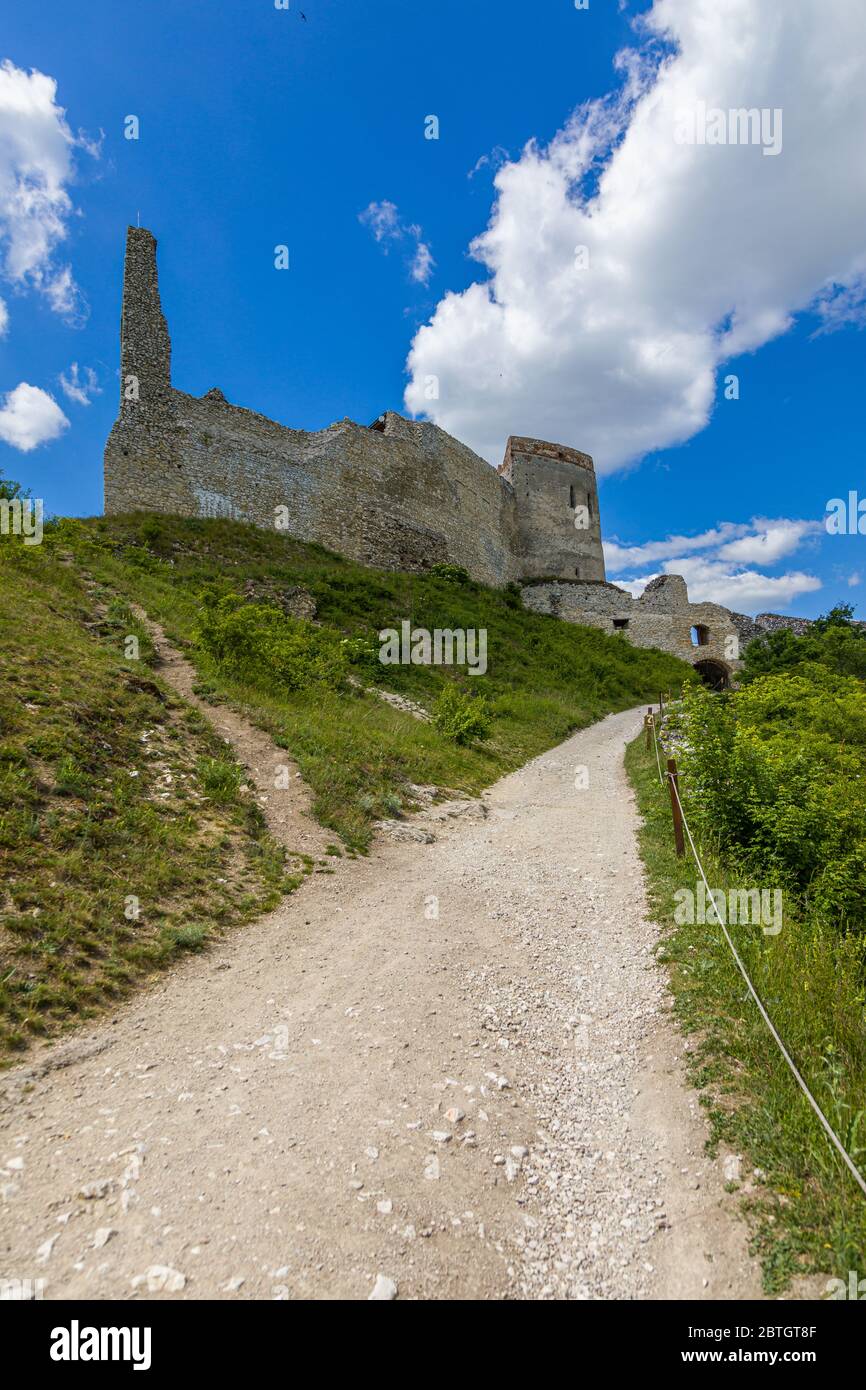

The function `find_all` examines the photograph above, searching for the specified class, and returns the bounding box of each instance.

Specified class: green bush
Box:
[676,667,866,930]
[339,633,381,673]
[742,605,866,683]
[139,518,165,548]
[0,467,28,501]
[197,593,350,692]
[433,683,492,744]
[429,562,472,585]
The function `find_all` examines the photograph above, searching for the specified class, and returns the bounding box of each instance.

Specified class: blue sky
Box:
[1,0,864,616]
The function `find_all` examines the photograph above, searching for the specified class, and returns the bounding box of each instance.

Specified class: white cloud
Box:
[359,200,435,287]
[714,518,822,565]
[59,361,100,406]
[811,265,866,335]
[615,574,660,600]
[603,517,821,572]
[468,146,509,180]
[0,382,69,451]
[604,522,752,570]
[605,516,823,612]
[655,556,821,611]
[358,200,401,245]
[617,561,821,610]
[0,59,95,329]
[410,240,434,286]
[405,0,866,469]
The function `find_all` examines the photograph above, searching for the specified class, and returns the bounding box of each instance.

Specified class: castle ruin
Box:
[104,226,744,686]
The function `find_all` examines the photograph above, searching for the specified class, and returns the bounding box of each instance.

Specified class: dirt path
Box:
[0,686,763,1300]
[131,609,332,863]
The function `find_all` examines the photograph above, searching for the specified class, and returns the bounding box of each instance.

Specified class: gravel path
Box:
[0,696,762,1300]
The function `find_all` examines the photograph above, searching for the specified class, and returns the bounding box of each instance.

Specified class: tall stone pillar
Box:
[104,227,178,514]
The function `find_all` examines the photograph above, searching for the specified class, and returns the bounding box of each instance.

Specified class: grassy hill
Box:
[0,511,693,1055]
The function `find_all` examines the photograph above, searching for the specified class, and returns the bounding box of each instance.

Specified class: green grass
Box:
[196,756,244,803]
[0,507,692,1057]
[626,732,866,1293]
[46,512,693,851]
[0,533,294,1061]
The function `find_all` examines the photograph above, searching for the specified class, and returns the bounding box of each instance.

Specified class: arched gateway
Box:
[694,659,731,691]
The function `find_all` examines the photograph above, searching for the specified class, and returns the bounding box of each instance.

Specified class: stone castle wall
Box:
[108,388,521,587]
[104,226,792,687]
[104,227,603,590]
[521,574,744,684]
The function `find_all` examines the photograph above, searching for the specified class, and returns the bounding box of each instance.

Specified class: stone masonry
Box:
[104,226,794,686]
[104,227,603,592]
[521,575,743,686]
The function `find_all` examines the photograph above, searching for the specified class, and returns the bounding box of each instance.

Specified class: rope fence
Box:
[644,707,664,787]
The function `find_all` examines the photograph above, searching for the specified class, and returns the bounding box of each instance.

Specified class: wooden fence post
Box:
[667,757,685,858]
[659,691,665,716]
[645,708,653,750]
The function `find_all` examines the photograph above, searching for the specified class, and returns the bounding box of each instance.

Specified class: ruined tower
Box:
[104,227,178,515]
[500,437,606,582]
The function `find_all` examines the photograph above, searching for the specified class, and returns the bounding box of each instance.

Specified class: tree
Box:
[0,467,29,501]
[742,608,866,684]
[812,602,857,633]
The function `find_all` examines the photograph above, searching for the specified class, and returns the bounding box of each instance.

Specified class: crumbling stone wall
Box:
[104,227,605,591]
[105,227,794,685]
[521,573,744,683]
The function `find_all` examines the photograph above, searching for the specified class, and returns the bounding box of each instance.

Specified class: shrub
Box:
[677,669,866,930]
[429,562,472,585]
[0,468,28,501]
[197,593,350,693]
[433,683,492,744]
[138,518,171,555]
[503,581,524,610]
[742,605,866,683]
[339,633,381,673]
